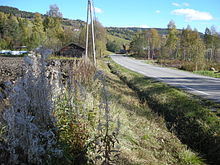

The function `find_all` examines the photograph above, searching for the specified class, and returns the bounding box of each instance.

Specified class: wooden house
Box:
[56,43,85,58]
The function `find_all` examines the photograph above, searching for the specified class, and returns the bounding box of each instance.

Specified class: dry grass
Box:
[98,59,204,165]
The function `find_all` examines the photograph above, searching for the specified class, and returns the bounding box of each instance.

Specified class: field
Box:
[0,56,24,82]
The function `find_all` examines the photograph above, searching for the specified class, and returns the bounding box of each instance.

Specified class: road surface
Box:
[110,55,220,103]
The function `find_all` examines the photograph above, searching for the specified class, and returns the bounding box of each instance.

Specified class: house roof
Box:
[62,43,85,51]
[55,43,85,57]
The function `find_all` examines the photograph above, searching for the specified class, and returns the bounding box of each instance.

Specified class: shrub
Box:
[0,53,120,164]
[1,55,62,164]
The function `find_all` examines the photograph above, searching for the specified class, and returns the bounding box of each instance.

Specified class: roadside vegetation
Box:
[108,58,220,164]
[1,3,220,165]
[193,70,220,78]
[137,58,220,79]
[128,21,220,76]
[98,59,205,165]
[0,53,206,165]
[0,54,122,165]
[106,34,129,54]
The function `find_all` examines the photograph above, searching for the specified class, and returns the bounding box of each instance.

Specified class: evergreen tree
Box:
[204,28,212,48]
[106,40,121,53]
[204,27,213,61]
[130,30,146,55]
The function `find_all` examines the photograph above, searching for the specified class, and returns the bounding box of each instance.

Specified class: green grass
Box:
[143,59,157,64]
[107,58,220,164]
[194,70,220,78]
[97,58,205,165]
[131,56,220,79]
[0,54,26,57]
[107,34,130,45]
[104,50,114,55]
[48,55,81,60]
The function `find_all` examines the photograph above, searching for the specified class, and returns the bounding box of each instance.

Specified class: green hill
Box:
[2,5,204,47]
[0,6,35,18]
[0,6,85,29]
[106,27,169,40]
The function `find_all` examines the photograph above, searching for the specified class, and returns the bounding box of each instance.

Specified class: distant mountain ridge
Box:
[0,6,203,41]
[0,6,40,18]
[106,27,170,40]
[0,6,85,29]
[106,27,204,41]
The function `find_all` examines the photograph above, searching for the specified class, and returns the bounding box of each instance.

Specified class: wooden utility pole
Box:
[85,0,90,58]
[85,0,96,65]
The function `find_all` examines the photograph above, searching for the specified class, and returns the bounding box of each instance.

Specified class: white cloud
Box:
[172,2,190,7]
[94,7,102,14]
[155,10,161,14]
[183,3,189,7]
[139,25,150,28]
[171,8,213,21]
[122,25,150,28]
[172,2,180,7]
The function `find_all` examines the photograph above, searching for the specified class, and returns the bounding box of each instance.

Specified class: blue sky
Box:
[0,0,219,33]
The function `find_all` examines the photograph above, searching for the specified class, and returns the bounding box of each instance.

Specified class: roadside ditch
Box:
[108,60,220,165]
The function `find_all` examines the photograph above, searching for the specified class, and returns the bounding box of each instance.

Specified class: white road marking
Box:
[131,70,210,96]
[112,55,212,97]
[181,85,210,96]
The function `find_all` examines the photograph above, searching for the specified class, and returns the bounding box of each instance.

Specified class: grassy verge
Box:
[97,59,205,165]
[193,70,220,78]
[107,58,220,164]
[0,54,26,57]
[105,50,114,55]
[48,55,81,60]
[130,56,220,79]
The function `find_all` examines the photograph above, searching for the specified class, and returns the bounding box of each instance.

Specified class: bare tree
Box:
[46,4,63,18]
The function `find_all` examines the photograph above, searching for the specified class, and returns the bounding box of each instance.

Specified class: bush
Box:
[0,55,120,164]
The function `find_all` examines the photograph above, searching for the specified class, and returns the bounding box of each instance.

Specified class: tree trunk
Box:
[152,46,155,59]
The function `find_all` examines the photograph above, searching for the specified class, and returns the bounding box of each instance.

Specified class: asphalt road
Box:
[110,55,220,103]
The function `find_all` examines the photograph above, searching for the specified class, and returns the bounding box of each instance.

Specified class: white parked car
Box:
[0,50,28,55]
[0,50,11,54]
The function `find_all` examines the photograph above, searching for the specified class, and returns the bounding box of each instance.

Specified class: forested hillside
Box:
[0,6,36,18]
[0,5,127,55]
[1,5,219,65]
[0,5,109,56]
[0,6,86,29]
[106,27,170,40]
